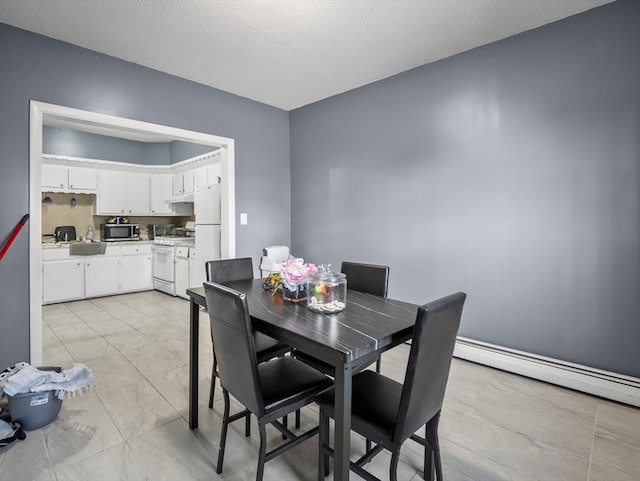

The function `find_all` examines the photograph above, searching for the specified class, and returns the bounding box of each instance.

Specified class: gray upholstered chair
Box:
[316,292,466,481]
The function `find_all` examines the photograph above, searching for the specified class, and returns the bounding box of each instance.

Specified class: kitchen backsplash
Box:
[42,192,193,241]
[42,193,95,238]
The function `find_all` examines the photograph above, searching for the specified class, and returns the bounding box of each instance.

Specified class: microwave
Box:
[101,223,140,241]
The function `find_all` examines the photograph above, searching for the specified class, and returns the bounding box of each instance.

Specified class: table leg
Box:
[188,298,200,429]
[333,361,352,480]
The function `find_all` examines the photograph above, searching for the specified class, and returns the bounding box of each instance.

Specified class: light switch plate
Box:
[240,213,248,225]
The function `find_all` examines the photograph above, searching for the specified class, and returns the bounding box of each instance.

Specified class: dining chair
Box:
[340,261,389,298]
[205,258,291,409]
[294,261,390,375]
[204,281,333,481]
[316,291,466,481]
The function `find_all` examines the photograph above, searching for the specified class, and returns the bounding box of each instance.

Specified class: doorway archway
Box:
[29,100,236,365]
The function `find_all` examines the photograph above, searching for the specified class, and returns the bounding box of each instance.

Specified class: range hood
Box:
[166,193,194,203]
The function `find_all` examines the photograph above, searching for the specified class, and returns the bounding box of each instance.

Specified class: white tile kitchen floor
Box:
[1,290,639,481]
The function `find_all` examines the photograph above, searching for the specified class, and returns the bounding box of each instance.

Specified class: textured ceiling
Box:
[0,0,614,110]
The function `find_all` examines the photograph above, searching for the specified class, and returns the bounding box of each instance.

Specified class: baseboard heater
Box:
[453,337,640,407]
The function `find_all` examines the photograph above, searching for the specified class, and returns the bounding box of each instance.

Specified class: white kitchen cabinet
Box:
[42,243,154,304]
[193,165,208,191]
[97,170,127,214]
[174,245,190,299]
[42,164,67,190]
[85,256,120,298]
[124,172,150,215]
[68,167,97,191]
[97,171,150,215]
[193,164,220,190]
[172,170,194,195]
[42,164,96,193]
[121,244,153,292]
[42,259,85,304]
[188,245,202,290]
[149,174,174,215]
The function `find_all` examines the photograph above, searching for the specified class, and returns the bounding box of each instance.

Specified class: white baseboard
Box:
[453,337,640,407]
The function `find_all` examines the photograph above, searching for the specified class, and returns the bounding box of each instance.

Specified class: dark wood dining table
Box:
[187,279,418,481]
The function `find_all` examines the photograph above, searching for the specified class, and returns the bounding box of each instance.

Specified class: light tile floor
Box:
[1,290,639,481]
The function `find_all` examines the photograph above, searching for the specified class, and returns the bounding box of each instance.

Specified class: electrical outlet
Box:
[240,213,248,225]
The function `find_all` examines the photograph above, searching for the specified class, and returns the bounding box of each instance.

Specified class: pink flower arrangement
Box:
[279,258,317,292]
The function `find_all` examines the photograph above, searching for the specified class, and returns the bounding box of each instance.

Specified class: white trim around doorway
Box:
[29,100,236,365]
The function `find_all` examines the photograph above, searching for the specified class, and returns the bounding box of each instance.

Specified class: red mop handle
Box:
[0,214,29,262]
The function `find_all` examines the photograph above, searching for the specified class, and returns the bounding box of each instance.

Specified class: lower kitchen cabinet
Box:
[85,256,120,298]
[42,242,154,304]
[42,259,85,304]
[121,244,153,293]
[174,245,190,299]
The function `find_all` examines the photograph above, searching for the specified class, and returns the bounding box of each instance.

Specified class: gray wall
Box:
[170,140,217,163]
[0,24,290,368]
[290,1,640,378]
[43,126,157,164]
[43,126,216,164]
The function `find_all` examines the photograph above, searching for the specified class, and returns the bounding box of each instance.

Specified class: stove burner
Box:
[153,236,195,246]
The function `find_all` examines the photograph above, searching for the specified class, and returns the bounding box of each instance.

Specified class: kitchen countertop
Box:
[42,240,154,248]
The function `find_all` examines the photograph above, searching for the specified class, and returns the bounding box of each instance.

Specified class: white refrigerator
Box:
[192,183,222,288]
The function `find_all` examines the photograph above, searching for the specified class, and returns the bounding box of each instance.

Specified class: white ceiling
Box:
[0,0,614,111]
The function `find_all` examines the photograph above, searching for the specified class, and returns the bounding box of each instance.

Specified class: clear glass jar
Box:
[307,265,347,313]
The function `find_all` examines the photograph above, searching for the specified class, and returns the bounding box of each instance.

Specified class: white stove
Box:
[153,236,194,246]
[152,237,195,296]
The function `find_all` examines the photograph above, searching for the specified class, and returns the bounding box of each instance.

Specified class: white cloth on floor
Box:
[2,363,95,400]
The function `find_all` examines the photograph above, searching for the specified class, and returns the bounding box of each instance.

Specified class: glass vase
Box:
[282,285,307,303]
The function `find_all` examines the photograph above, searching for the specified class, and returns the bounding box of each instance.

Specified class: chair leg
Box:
[375,358,381,373]
[389,448,400,481]
[209,355,218,408]
[318,408,330,480]
[246,411,251,437]
[295,408,301,429]
[423,443,433,481]
[216,389,231,474]
[424,414,441,481]
[282,413,288,439]
[434,433,442,481]
[256,421,268,481]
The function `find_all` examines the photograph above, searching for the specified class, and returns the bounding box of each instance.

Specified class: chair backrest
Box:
[340,261,389,297]
[205,257,254,284]
[394,292,466,443]
[204,281,264,415]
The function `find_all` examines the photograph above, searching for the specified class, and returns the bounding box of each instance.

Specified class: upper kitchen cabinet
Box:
[126,172,151,214]
[193,163,222,190]
[42,164,97,193]
[97,170,125,214]
[97,171,150,215]
[150,174,174,215]
[172,170,194,195]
